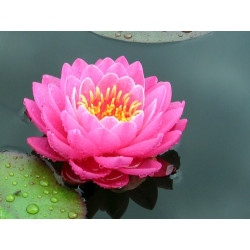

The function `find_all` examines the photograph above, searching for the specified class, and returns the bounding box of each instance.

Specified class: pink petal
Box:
[119,158,162,178]
[41,106,67,143]
[42,74,60,87]
[115,56,130,69]
[32,82,50,110]
[60,63,74,93]
[116,76,135,96]
[144,85,167,112]
[117,133,163,157]
[47,131,81,160]
[93,170,129,189]
[97,73,119,94]
[168,100,185,110]
[87,128,121,153]
[100,116,119,130]
[158,107,184,134]
[69,158,111,179]
[111,121,137,148]
[141,99,157,128]
[77,108,102,132]
[78,77,96,102]
[65,96,76,118]
[27,137,65,161]
[128,61,145,88]
[106,63,128,77]
[23,98,46,133]
[72,58,88,78]
[130,111,144,132]
[65,75,81,98]
[133,112,163,143]
[80,65,104,85]
[145,76,158,91]
[61,110,87,136]
[67,129,101,156]
[96,57,114,73]
[146,130,182,157]
[62,162,85,185]
[48,84,65,115]
[172,119,188,132]
[129,85,145,106]
[95,58,103,66]
[94,156,133,169]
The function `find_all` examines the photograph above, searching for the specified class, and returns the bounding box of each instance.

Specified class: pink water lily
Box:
[24,56,187,189]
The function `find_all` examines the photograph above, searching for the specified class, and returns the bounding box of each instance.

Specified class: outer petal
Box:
[93,170,129,189]
[27,137,65,161]
[23,98,47,133]
[72,58,88,78]
[146,130,182,157]
[152,158,175,177]
[42,74,60,86]
[172,119,188,132]
[60,63,74,93]
[118,158,162,178]
[94,156,133,169]
[67,129,101,156]
[111,121,137,148]
[69,158,111,179]
[145,76,158,91]
[106,63,128,77]
[128,61,145,88]
[32,82,50,110]
[48,84,65,115]
[115,56,129,69]
[41,106,67,143]
[117,133,163,157]
[96,57,114,73]
[62,162,86,185]
[87,128,121,153]
[65,75,81,98]
[47,131,81,159]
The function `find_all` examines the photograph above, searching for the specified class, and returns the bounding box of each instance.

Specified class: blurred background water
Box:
[0,31,249,218]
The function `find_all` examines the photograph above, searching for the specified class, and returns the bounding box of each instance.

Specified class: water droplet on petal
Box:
[26,204,39,214]
[40,180,49,187]
[6,194,15,202]
[68,211,78,219]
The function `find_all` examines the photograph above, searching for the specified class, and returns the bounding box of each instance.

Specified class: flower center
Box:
[78,85,142,121]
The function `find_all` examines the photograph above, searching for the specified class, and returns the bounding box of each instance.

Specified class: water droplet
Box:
[43,214,47,217]
[52,190,58,194]
[50,197,58,203]
[13,156,18,160]
[4,177,8,180]
[40,180,49,187]
[23,184,27,187]
[60,209,65,213]
[6,194,15,202]
[5,163,11,168]
[30,182,35,185]
[26,204,39,214]
[22,192,28,198]
[36,175,40,178]
[124,33,132,39]
[12,181,18,186]
[178,33,183,37]
[37,195,42,199]
[9,172,14,177]
[19,167,24,171]
[24,174,29,178]
[115,32,121,37]
[68,211,78,219]
[43,190,49,195]
[49,206,54,211]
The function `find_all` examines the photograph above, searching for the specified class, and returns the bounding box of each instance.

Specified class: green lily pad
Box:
[0,152,86,219]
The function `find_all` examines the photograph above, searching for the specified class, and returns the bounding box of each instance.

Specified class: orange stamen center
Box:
[77,85,142,121]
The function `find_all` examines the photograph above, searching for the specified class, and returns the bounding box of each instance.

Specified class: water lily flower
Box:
[24,56,187,189]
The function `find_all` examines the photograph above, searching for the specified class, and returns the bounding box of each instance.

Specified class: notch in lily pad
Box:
[0,152,86,219]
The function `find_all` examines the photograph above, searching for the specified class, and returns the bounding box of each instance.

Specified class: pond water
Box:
[0,31,249,218]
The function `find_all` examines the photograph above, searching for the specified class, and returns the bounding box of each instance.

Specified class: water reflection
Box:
[78,150,181,219]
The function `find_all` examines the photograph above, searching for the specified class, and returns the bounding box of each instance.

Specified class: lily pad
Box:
[0,152,86,219]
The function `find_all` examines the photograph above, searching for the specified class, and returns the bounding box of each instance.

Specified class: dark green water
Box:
[0,31,249,218]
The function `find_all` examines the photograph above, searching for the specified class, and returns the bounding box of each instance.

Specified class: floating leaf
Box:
[0,152,86,219]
